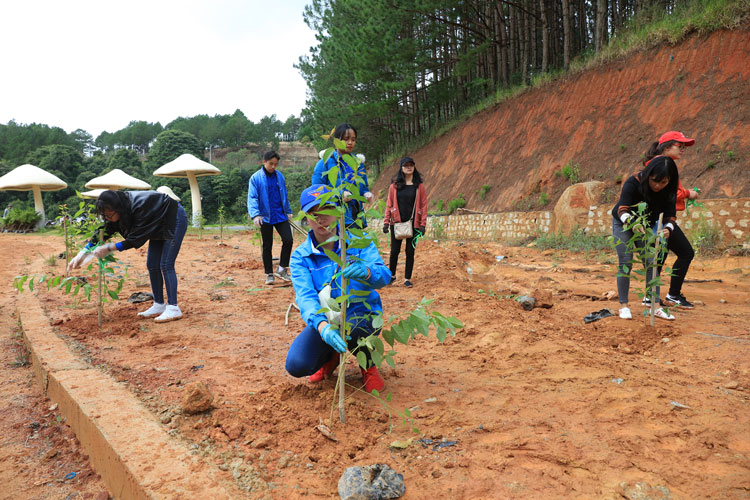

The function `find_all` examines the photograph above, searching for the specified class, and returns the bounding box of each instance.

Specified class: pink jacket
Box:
[384,183,428,227]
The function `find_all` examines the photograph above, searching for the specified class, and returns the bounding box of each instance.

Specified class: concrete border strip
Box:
[18,298,241,499]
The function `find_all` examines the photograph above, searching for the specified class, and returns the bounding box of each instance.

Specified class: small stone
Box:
[95,492,110,500]
[180,382,214,415]
[432,469,442,478]
[724,380,739,390]
[603,290,617,300]
[51,318,63,326]
[44,448,58,460]
[233,245,239,249]
[49,403,58,411]
[693,300,705,306]
[338,464,405,500]
[161,415,172,424]
[252,435,275,449]
[278,455,291,469]
[423,397,437,403]
[719,298,727,304]
[661,338,670,343]
[517,295,536,311]
[218,463,229,471]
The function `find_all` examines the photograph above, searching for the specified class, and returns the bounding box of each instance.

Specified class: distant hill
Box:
[207,141,319,168]
[372,30,750,213]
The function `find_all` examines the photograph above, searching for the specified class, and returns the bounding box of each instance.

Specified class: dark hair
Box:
[639,156,678,203]
[393,163,423,189]
[333,123,357,140]
[263,150,280,162]
[643,140,679,164]
[95,190,132,227]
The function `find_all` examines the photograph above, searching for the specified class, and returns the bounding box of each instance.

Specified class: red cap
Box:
[658,131,695,146]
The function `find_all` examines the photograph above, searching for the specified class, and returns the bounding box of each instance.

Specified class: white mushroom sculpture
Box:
[153,153,220,227]
[81,189,106,199]
[85,168,151,191]
[156,186,181,202]
[0,164,67,225]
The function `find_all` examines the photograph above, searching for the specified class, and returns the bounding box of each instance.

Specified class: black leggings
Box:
[260,220,293,274]
[389,227,416,280]
[659,224,695,297]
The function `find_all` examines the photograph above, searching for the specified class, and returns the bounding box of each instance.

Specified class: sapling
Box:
[307,129,463,426]
[610,202,672,323]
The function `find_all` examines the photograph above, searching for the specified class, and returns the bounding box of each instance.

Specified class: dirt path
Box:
[0,233,110,500]
[3,230,749,499]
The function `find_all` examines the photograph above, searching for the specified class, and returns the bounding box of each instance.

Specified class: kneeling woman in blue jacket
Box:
[285,184,391,393]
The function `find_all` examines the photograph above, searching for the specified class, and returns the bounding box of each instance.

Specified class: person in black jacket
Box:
[611,156,691,321]
[68,190,188,322]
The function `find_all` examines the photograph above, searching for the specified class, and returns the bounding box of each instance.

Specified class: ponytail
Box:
[643,140,679,165]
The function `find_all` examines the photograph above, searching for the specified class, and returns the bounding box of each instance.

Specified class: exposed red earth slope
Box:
[372,29,750,212]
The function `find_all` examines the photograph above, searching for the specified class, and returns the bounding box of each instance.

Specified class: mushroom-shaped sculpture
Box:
[85,169,151,190]
[0,164,67,224]
[81,189,106,199]
[156,186,181,202]
[153,154,220,227]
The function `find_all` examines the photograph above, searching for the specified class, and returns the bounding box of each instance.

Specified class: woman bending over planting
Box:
[68,190,188,323]
[641,131,697,309]
[285,184,391,393]
[612,157,681,321]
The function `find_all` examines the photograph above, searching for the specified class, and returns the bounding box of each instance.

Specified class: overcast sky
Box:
[0,0,317,138]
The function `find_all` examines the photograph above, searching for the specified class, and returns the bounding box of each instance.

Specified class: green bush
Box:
[539,192,549,206]
[557,161,582,184]
[690,215,723,255]
[478,184,491,200]
[446,194,466,214]
[1,207,41,232]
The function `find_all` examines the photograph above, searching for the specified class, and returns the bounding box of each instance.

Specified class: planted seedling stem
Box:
[650,213,663,326]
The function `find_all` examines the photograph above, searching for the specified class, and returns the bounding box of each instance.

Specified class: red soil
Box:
[4,230,749,499]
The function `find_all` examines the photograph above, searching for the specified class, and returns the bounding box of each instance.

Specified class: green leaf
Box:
[333,137,346,150]
[382,329,395,347]
[371,349,383,367]
[435,325,447,343]
[372,336,385,354]
[108,290,119,300]
[28,278,34,292]
[385,355,395,368]
[356,351,368,369]
[389,438,414,449]
[386,392,392,402]
[322,248,344,267]
[64,279,73,294]
[372,314,384,329]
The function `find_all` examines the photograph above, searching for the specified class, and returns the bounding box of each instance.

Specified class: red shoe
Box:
[308,356,338,383]
[361,366,385,393]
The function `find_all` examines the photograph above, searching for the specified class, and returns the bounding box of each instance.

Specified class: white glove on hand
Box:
[253,216,263,227]
[92,244,111,259]
[342,191,353,202]
[67,250,87,271]
[364,191,373,201]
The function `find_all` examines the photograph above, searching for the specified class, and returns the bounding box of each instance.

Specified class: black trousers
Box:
[260,220,293,274]
[658,224,695,297]
[389,226,416,280]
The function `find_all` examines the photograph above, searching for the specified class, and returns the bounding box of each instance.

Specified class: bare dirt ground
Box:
[2,229,749,499]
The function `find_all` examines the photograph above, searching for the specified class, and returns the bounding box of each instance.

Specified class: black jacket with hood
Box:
[611,156,679,228]
[91,191,178,250]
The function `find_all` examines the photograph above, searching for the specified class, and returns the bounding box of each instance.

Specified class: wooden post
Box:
[338,213,347,423]
[98,228,104,328]
[650,213,664,326]
[63,216,69,278]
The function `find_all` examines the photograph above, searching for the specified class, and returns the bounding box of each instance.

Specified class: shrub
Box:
[539,192,549,205]
[559,161,581,184]
[1,207,41,232]
[690,215,723,255]
[478,184,491,200]
[446,194,466,214]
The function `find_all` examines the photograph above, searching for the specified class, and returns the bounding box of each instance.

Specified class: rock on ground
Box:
[181,381,214,414]
[338,464,405,500]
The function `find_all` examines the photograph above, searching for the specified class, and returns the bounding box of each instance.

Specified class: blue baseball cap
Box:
[300,184,335,213]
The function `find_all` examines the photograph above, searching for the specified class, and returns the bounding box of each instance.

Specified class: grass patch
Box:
[690,215,723,255]
[534,228,612,253]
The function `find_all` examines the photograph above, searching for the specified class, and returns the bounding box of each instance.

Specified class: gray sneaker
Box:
[275,268,291,282]
[265,274,275,285]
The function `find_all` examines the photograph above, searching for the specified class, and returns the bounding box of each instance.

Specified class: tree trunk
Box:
[562,0,571,69]
[539,0,549,74]
[595,0,608,52]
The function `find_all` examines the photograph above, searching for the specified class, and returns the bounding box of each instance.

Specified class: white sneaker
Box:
[619,306,632,319]
[137,302,166,318]
[154,305,183,323]
[654,307,675,321]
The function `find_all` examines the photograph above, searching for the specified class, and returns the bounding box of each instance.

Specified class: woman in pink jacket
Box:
[383,157,428,287]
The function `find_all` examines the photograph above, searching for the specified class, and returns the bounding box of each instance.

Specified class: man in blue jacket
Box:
[248,151,293,285]
[285,184,391,393]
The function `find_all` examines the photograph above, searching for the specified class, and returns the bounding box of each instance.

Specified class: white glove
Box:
[67,250,87,271]
[342,191,353,202]
[364,191,373,201]
[253,216,263,227]
[92,244,112,259]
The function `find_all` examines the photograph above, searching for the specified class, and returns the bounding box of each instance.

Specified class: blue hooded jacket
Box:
[311,151,370,226]
[290,229,390,331]
[247,167,292,223]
